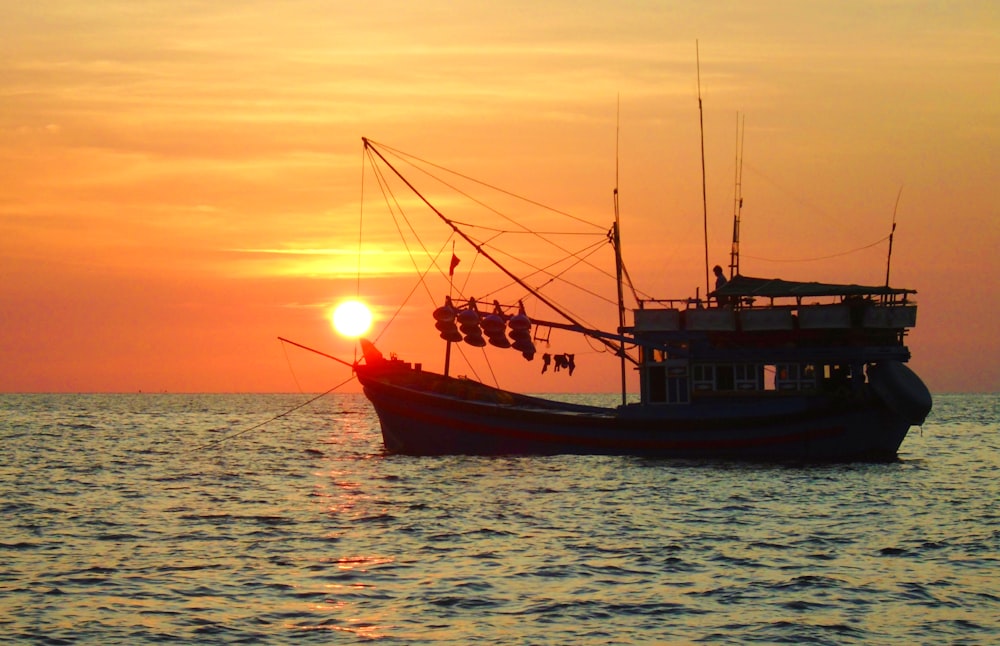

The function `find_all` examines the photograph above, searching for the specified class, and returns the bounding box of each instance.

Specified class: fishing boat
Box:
[345,138,931,460]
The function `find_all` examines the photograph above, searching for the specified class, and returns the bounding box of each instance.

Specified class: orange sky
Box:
[2,1,997,394]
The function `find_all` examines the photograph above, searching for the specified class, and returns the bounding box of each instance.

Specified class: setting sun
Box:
[331,300,373,338]
[0,1,996,393]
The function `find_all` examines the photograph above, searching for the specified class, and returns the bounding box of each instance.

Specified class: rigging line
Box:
[472,242,620,338]
[367,148,440,303]
[370,143,617,289]
[356,144,366,297]
[743,234,890,263]
[525,242,616,304]
[353,141,368,366]
[458,246,482,295]
[364,150,463,345]
[479,344,501,389]
[368,146,489,297]
[485,228,621,295]
[371,232,459,347]
[369,143,611,271]
[280,339,305,394]
[450,337,486,384]
[366,138,606,231]
[618,258,651,303]
[433,173,607,271]
[485,233,613,286]
[185,375,357,453]
[583,333,612,355]
[448,220,604,236]
[481,237,619,307]
[365,139,626,359]
[453,230,504,296]
[740,161,842,230]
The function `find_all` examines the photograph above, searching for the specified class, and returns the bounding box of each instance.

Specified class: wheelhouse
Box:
[631,276,917,406]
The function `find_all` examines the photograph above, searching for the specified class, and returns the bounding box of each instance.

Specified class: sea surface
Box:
[0,392,997,645]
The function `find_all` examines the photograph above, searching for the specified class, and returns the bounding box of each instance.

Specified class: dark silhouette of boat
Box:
[350,139,931,460]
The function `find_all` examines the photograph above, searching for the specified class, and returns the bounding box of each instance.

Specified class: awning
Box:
[715,275,916,298]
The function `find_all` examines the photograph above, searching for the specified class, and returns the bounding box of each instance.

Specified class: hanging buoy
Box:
[433,295,458,322]
[482,314,505,335]
[435,320,457,332]
[453,297,487,346]
[483,300,509,347]
[459,321,482,335]
[463,333,487,347]
[457,297,480,325]
[511,336,535,354]
[433,295,461,343]
[509,301,531,331]
[487,334,511,349]
[508,301,532,358]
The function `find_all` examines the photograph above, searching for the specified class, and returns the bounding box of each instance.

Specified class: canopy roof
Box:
[715,275,916,298]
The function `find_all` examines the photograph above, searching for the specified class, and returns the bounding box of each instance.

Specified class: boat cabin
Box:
[630,276,917,405]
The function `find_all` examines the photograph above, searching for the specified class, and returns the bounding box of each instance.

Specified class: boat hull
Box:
[357,365,912,461]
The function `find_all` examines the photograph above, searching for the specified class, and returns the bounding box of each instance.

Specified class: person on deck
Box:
[712,265,732,308]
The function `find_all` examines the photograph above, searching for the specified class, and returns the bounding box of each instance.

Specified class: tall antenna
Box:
[885,186,903,289]
[697,41,710,296]
[729,112,745,278]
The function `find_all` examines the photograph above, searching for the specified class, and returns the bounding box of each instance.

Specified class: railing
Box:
[633,300,917,332]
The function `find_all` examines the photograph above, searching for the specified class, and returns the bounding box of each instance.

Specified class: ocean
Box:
[1,392,997,644]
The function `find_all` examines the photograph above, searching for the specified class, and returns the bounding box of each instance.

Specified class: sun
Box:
[331,300,373,338]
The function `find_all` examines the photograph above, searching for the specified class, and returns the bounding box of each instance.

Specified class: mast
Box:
[613,217,626,405]
[729,112,745,278]
[697,41,710,296]
[444,239,456,376]
[613,96,627,406]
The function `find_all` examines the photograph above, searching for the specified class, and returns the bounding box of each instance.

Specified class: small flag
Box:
[449,253,461,276]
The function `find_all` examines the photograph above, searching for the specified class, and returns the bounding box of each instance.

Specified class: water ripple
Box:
[0,392,997,644]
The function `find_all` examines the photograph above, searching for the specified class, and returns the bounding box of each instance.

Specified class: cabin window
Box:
[822,364,850,390]
[668,373,690,404]
[802,364,818,390]
[774,363,818,391]
[716,365,735,391]
[734,364,762,390]
[692,365,714,391]
[648,366,667,403]
[693,363,761,392]
[644,362,689,405]
[764,365,777,391]
[642,344,685,363]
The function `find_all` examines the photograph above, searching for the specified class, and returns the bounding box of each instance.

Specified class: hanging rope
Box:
[280,340,305,394]
[368,139,607,230]
[480,237,618,308]
[366,146,440,304]
[185,375,357,452]
[369,141,619,288]
[744,234,890,263]
[371,234,456,347]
